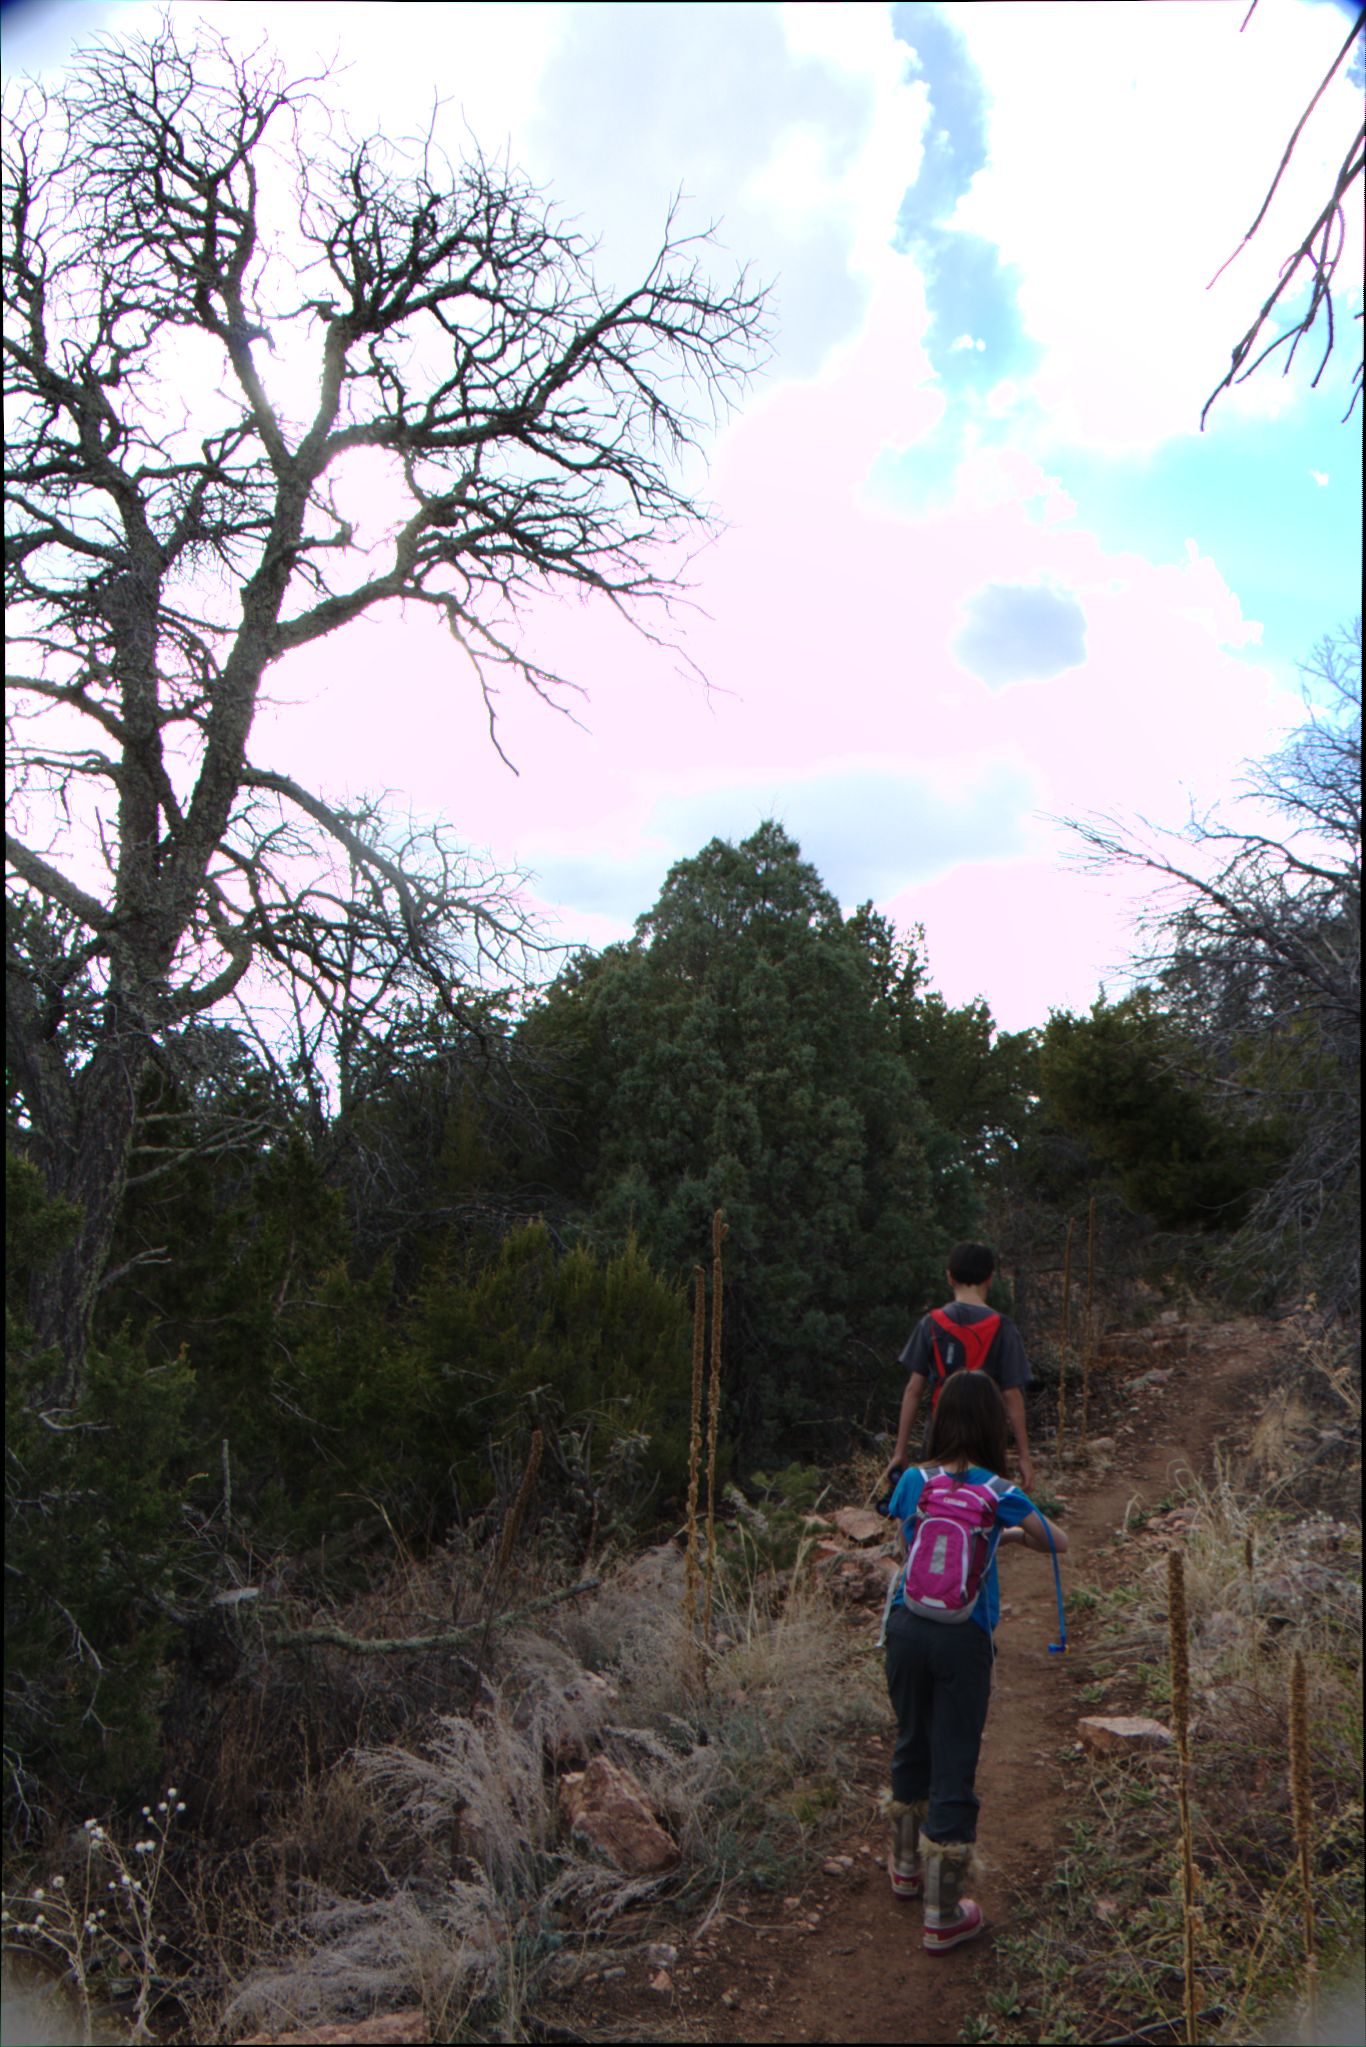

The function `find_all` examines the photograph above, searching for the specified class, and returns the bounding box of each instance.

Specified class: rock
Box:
[1198,1609,1242,1652]
[1078,1715,1174,1756]
[1087,1437,1117,1454]
[558,1755,680,1874]
[721,1988,741,2009]
[825,1551,899,1606]
[832,1507,885,1546]
[803,1512,835,1529]
[241,2013,427,2046]
[649,1970,673,1994]
[1129,1368,1173,1393]
[822,1858,845,1876]
[614,1543,686,1598]
[645,1943,678,1967]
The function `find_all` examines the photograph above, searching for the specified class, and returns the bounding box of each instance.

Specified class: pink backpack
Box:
[899,1467,1010,1623]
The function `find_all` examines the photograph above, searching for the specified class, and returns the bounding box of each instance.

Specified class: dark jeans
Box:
[884,1604,993,1843]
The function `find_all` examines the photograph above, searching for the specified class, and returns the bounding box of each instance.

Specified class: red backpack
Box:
[926,1307,1001,1409]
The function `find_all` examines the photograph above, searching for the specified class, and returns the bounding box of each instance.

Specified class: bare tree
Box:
[1063,622,1361,1317]
[1202,2,1364,427]
[3,20,768,1378]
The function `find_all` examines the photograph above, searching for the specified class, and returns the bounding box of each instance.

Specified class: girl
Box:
[882,1368,1068,1954]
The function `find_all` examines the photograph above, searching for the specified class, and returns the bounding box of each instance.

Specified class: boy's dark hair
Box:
[947,1241,996,1286]
[926,1370,1011,1479]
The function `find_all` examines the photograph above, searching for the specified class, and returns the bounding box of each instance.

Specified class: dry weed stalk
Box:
[1288,1650,1318,2037]
[702,1209,727,1649]
[1244,1534,1260,1703]
[683,1265,706,1641]
[1081,1195,1096,1445]
[495,1428,544,1578]
[1168,1547,1199,2047]
[1056,1215,1074,1451]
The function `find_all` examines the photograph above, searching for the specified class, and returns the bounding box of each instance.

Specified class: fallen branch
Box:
[265,1576,602,1655]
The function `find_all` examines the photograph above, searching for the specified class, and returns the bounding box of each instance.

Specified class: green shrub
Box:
[6,1155,194,1823]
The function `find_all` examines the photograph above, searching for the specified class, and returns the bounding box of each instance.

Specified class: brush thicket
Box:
[1288,1649,1318,2038]
[1168,1546,1198,2046]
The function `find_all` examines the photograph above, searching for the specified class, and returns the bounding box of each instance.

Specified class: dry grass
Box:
[206,1526,884,2040]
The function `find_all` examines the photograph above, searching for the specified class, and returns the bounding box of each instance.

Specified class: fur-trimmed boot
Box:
[887,1798,927,1899]
[920,1838,985,1954]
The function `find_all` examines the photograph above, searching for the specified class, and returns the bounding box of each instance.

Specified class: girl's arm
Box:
[1016,1510,1068,1555]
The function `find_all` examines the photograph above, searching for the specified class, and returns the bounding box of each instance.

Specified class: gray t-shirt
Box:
[898,1301,1032,1392]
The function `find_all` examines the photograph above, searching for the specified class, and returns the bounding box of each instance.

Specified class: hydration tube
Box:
[1040,1513,1067,1654]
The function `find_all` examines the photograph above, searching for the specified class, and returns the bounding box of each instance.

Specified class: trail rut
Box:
[627,1316,1279,2045]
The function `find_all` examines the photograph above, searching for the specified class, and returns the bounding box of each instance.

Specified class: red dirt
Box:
[564,1315,1278,2045]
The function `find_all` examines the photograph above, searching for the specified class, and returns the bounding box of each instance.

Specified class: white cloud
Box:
[1311,469,1330,486]
[949,333,987,352]
[948,0,1366,452]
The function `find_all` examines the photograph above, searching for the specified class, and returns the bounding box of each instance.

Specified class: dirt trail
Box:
[651,1316,1278,2045]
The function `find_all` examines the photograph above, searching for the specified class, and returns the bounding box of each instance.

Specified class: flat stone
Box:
[831,1507,885,1546]
[1078,1714,1174,1755]
[558,1755,680,1874]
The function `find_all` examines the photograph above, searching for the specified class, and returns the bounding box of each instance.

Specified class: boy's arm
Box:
[885,1372,926,1485]
[1002,1386,1034,1493]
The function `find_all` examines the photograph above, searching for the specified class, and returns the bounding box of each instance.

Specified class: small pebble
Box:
[721,1988,741,2009]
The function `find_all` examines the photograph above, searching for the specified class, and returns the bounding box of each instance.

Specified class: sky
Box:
[5,0,1363,1030]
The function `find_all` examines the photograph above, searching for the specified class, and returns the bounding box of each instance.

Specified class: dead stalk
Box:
[1057,1215,1074,1452]
[683,1265,706,1641]
[495,1428,543,1578]
[1082,1194,1096,1445]
[702,1209,727,1650]
[1168,1547,1198,2047]
[1289,1650,1318,2037]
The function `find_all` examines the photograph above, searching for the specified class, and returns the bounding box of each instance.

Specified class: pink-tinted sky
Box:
[8,0,1363,1030]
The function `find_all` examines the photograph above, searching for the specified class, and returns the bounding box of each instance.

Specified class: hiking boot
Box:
[921,1838,986,1955]
[923,1897,985,1954]
[887,1798,927,1899]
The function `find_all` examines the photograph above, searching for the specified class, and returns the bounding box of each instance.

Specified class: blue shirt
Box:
[887,1464,1036,1636]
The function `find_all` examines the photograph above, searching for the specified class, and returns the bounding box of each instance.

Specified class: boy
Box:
[883,1242,1035,1493]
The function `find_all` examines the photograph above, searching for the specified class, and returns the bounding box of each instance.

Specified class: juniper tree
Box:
[3,21,767,1378]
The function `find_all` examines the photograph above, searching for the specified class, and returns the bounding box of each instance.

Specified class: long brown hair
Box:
[926,1370,1011,1478]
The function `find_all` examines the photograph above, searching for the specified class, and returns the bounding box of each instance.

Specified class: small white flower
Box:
[83,1818,97,1832]
[33,1887,45,1901]
[165,1786,178,1799]
[142,1806,152,1817]
[34,1912,46,1926]
[134,1841,153,1855]
[175,1801,187,1813]
[157,1800,168,1813]
[51,1876,65,1890]
[119,1873,132,1887]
